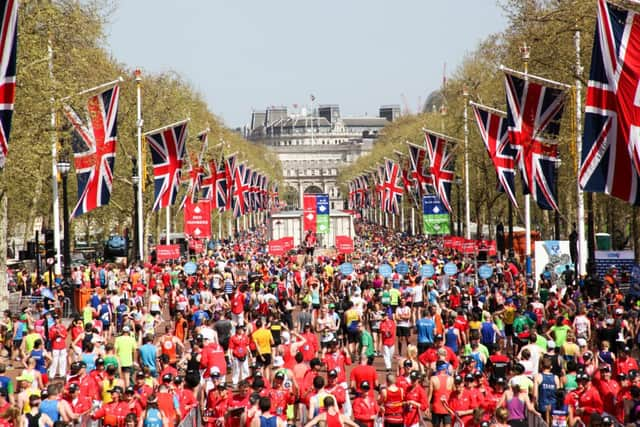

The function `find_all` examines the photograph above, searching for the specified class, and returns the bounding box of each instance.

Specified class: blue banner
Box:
[316,194,330,214]
[423,194,446,214]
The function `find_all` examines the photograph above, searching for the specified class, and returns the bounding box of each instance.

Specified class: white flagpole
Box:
[522,43,533,277]
[218,214,222,240]
[411,207,415,236]
[60,78,124,102]
[575,30,587,276]
[135,70,144,262]
[166,206,171,245]
[463,87,471,239]
[400,202,405,233]
[48,40,62,274]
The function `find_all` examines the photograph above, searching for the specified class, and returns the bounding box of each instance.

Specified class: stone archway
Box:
[303,185,324,194]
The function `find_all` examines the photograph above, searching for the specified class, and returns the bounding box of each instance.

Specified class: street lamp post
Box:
[56,158,71,288]
[132,157,140,264]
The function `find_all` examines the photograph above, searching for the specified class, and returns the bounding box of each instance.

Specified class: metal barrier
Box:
[62,297,73,318]
[527,411,548,427]
[178,408,201,427]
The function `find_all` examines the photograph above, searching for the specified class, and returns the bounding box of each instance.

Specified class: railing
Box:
[527,411,548,427]
[178,408,200,427]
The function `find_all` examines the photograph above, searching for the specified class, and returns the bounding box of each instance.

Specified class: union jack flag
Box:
[231,163,249,217]
[178,153,204,211]
[504,72,566,211]
[199,160,215,201]
[376,165,386,211]
[63,85,120,217]
[384,159,403,214]
[580,0,640,205]
[269,182,279,210]
[361,175,371,208]
[214,159,227,211]
[260,175,268,210]
[424,131,456,213]
[348,181,355,210]
[225,153,237,207]
[0,0,17,169]
[407,143,433,202]
[471,103,518,208]
[146,121,188,211]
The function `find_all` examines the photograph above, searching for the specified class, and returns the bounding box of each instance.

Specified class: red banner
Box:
[451,236,464,251]
[268,239,286,256]
[462,239,477,255]
[443,236,456,249]
[335,235,354,254]
[156,244,181,261]
[184,199,211,238]
[303,195,317,232]
[281,237,294,251]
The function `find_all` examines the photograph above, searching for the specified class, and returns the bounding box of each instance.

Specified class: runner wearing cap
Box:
[91,386,129,427]
[351,380,378,427]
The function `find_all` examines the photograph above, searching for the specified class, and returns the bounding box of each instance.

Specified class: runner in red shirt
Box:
[322,340,351,384]
[404,371,428,427]
[352,381,378,427]
[446,375,475,426]
[300,323,319,362]
[349,354,378,394]
[266,372,295,421]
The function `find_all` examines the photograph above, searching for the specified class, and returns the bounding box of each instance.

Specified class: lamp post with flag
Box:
[463,85,471,239]
[521,42,532,277]
[131,157,140,263]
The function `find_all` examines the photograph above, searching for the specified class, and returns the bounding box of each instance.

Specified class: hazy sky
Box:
[106,1,507,128]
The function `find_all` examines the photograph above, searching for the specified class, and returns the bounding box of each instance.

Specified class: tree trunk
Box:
[0,190,8,311]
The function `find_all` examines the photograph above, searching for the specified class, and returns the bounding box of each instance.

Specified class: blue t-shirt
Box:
[193,310,209,327]
[90,294,100,309]
[30,349,47,374]
[139,344,157,374]
[416,317,435,344]
[143,408,163,427]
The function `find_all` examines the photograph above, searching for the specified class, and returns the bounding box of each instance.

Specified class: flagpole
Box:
[522,43,533,278]
[411,207,415,236]
[166,206,171,245]
[575,29,587,276]
[400,201,405,233]
[60,77,124,102]
[463,86,471,239]
[48,39,62,275]
[135,70,144,262]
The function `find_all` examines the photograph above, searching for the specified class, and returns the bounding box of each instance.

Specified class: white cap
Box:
[122,326,131,332]
[210,367,221,376]
[273,356,284,367]
[616,308,623,314]
[547,340,556,349]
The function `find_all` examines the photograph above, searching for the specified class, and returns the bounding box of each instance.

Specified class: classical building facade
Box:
[247,104,399,210]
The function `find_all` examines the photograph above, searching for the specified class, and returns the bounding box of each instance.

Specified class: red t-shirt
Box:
[350,365,377,392]
[231,293,245,315]
[379,319,396,347]
[49,324,68,350]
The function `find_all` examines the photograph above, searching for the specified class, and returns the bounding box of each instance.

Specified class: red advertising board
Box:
[451,236,464,251]
[281,237,294,251]
[335,235,354,254]
[462,239,477,255]
[184,199,211,238]
[156,244,181,261]
[443,236,455,249]
[268,239,286,256]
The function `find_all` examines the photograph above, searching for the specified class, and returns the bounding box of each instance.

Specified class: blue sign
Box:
[443,262,458,276]
[422,194,447,215]
[420,264,435,279]
[478,264,494,280]
[379,264,393,278]
[316,194,330,214]
[395,261,409,275]
[184,262,197,275]
[339,262,354,275]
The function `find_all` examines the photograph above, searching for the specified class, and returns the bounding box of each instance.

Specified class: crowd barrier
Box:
[528,411,548,427]
[178,408,201,427]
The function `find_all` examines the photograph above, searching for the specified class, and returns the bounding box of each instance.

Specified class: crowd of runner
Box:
[0,220,637,427]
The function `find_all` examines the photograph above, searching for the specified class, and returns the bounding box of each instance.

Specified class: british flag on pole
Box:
[145,120,188,211]
[0,0,16,169]
[63,85,120,217]
[471,102,518,208]
[231,163,249,218]
[424,130,456,213]
[504,70,566,211]
[384,159,403,214]
[579,0,640,205]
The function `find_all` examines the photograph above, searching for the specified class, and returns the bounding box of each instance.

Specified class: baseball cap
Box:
[360,381,370,391]
[403,359,413,368]
[68,383,79,393]
[496,377,506,385]
[136,371,145,379]
[125,386,135,394]
[454,375,463,384]
[464,373,474,382]
[435,334,443,341]
[409,370,421,381]
[123,326,131,332]
[274,371,285,380]
[162,374,173,382]
[547,340,556,349]
[618,373,628,380]
[173,376,183,384]
[600,365,611,371]
[328,369,338,378]
[96,357,105,365]
[210,367,221,377]
[310,358,322,368]
[110,386,124,394]
[602,415,613,425]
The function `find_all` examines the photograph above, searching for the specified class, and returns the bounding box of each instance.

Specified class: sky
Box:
[105,1,508,128]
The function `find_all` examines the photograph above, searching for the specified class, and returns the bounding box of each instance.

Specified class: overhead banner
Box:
[303,194,330,234]
[335,235,354,254]
[156,244,181,261]
[423,195,450,235]
[184,199,211,238]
